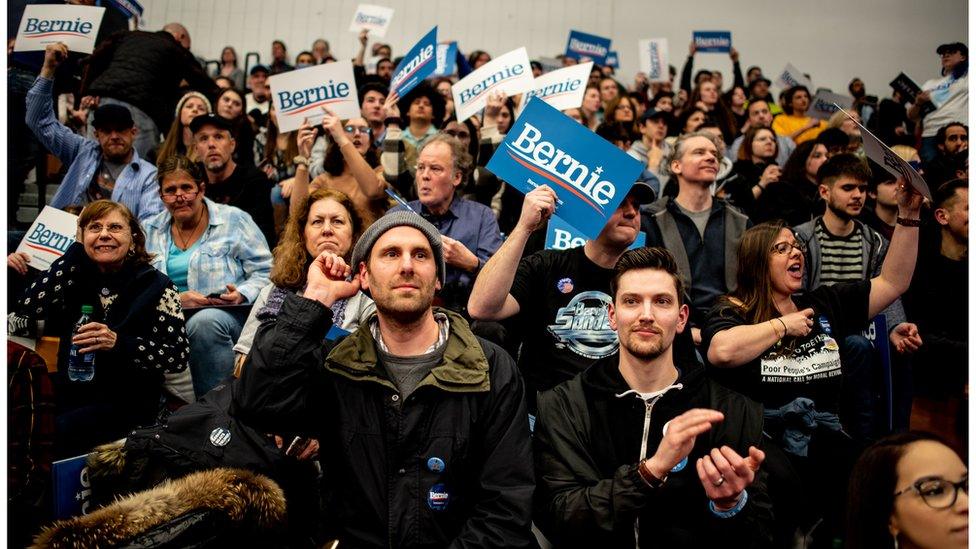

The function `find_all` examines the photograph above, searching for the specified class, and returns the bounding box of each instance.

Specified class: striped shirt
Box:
[815,220,864,285]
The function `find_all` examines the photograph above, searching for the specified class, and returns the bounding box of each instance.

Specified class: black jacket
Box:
[81,30,218,131]
[231,294,536,548]
[533,357,774,548]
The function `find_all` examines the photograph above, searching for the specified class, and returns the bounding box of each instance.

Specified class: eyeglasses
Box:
[770,241,806,255]
[85,222,128,235]
[160,190,200,203]
[443,129,471,140]
[895,476,968,509]
[344,125,372,136]
[414,163,448,176]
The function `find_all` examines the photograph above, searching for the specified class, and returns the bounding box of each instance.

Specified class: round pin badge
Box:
[427,483,450,511]
[671,456,688,473]
[427,457,445,473]
[209,427,231,447]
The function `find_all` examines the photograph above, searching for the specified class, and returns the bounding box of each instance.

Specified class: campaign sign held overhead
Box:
[776,62,814,91]
[486,98,643,240]
[349,4,394,37]
[452,47,533,122]
[564,30,612,65]
[15,4,105,54]
[692,31,731,53]
[839,107,932,200]
[605,51,619,68]
[809,90,853,120]
[431,41,458,78]
[639,38,669,83]
[523,62,593,112]
[390,27,437,97]
[269,61,360,133]
[546,214,645,251]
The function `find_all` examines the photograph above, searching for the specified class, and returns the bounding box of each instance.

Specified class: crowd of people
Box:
[5,13,969,549]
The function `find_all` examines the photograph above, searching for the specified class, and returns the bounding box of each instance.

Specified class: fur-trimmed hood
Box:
[31,468,286,548]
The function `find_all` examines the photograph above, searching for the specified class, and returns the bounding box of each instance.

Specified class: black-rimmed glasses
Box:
[770,241,806,255]
[894,475,968,509]
[161,190,200,203]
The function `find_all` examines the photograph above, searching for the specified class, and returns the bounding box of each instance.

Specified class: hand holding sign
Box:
[517,186,558,233]
[7,252,31,275]
[297,120,316,158]
[383,91,401,120]
[483,90,505,127]
[320,106,345,143]
[40,42,69,78]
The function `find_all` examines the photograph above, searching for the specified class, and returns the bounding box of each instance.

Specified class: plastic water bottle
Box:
[67,305,96,382]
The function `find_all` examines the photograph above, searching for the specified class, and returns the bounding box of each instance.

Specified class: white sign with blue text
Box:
[639,38,669,83]
[269,61,360,133]
[486,99,643,240]
[564,30,612,65]
[840,108,932,200]
[16,206,78,271]
[390,27,437,97]
[431,42,458,78]
[809,90,853,120]
[452,47,533,122]
[523,62,592,112]
[692,31,732,53]
[546,214,646,251]
[349,4,394,38]
[776,62,814,91]
[15,4,105,54]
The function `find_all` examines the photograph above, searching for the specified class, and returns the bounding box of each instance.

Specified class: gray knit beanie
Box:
[351,211,445,285]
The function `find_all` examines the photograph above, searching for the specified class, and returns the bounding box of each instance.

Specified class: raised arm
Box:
[353,29,368,67]
[290,120,316,212]
[321,106,387,200]
[380,93,408,183]
[868,180,923,318]
[27,43,86,162]
[466,185,556,320]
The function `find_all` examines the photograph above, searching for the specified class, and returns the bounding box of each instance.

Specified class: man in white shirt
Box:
[909,42,968,163]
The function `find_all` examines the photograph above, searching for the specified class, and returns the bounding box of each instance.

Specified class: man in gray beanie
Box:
[233,212,536,548]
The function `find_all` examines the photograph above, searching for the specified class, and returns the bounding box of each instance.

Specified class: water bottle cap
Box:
[81,305,94,314]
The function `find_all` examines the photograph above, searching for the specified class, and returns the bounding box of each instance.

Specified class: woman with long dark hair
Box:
[726,127,781,216]
[701,182,922,544]
[210,46,245,90]
[214,87,255,167]
[689,80,738,143]
[155,91,211,165]
[751,140,829,225]
[846,432,968,549]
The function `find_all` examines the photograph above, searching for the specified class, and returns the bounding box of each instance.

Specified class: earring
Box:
[892,533,899,549]
[127,248,135,256]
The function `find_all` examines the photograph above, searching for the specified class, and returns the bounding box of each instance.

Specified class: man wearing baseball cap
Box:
[909,42,969,163]
[26,43,162,221]
[468,179,669,414]
[234,212,535,547]
[191,113,276,247]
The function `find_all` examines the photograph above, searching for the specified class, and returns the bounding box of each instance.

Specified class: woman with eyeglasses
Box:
[143,155,272,398]
[8,200,190,457]
[701,179,922,544]
[846,431,968,549]
[291,107,390,230]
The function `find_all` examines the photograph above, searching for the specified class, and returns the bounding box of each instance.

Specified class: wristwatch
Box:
[292,155,309,167]
[638,459,668,488]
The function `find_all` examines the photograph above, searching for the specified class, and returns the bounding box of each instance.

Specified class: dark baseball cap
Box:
[639,108,671,123]
[91,104,134,131]
[189,113,233,134]
[249,64,270,76]
[748,76,772,89]
[937,42,968,56]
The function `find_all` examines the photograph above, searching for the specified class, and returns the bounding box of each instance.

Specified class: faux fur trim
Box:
[31,468,286,548]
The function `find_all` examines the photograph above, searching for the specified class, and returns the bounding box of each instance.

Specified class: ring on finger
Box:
[712,475,726,487]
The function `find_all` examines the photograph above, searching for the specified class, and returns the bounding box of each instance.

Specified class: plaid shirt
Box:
[26,76,163,221]
[143,199,272,303]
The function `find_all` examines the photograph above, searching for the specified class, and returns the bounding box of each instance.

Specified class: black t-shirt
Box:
[701,280,870,414]
[207,163,276,247]
[510,246,617,401]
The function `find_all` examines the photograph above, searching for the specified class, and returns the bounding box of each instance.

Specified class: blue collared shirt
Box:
[390,195,503,292]
[26,76,163,221]
[143,198,272,303]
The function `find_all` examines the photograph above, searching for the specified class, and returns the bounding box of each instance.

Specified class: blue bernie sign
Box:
[545,214,645,250]
[564,30,611,65]
[431,41,457,78]
[390,26,438,97]
[693,31,732,53]
[486,98,643,240]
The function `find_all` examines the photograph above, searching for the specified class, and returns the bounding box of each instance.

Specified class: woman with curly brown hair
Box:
[233,187,375,365]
